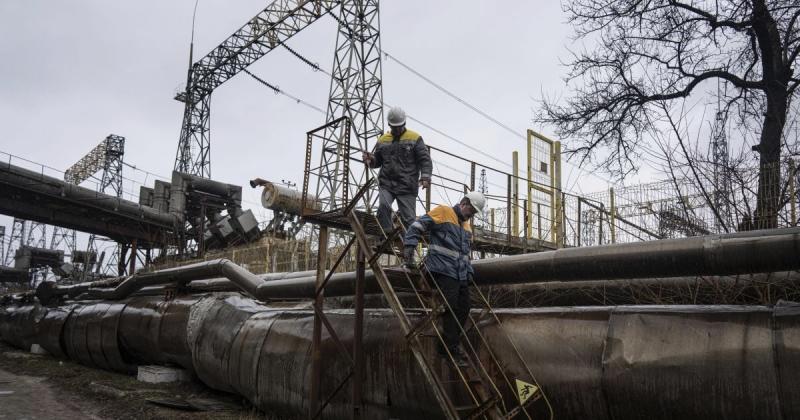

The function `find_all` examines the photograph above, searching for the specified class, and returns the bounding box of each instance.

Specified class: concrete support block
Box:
[136,365,190,384]
[30,344,49,355]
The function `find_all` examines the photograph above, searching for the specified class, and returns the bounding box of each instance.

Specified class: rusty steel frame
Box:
[308,181,373,419]
[302,117,353,215]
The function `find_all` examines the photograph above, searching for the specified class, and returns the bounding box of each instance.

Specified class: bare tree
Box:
[650,99,784,233]
[538,0,799,228]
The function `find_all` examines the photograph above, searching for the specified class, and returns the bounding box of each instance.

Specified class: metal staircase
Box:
[344,181,553,419]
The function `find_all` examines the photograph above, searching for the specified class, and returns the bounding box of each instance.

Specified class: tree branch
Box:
[669,0,751,30]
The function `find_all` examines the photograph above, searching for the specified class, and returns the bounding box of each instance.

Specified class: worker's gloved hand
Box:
[419,177,431,189]
[403,246,416,268]
[362,152,374,166]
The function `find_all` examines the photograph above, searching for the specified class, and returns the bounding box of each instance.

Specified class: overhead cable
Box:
[271,43,512,168]
[382,51,523,141]
[243,69,326,114]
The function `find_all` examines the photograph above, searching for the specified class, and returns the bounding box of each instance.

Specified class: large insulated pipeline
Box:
[0,161,175,228]
[194,226,800,299]
[82,259,272,300]
[38,227,800,303]
[79,259,383,301]
[3,296,800,419]
[484,271,800,306]
[28,226,800,304]
[34,264,319,304]
[470,226,800,284]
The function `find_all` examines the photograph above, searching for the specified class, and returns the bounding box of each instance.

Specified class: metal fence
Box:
[301,120,799,253]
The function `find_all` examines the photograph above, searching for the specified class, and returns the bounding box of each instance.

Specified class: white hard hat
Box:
[387,107,407,127]
[464,191,486,216]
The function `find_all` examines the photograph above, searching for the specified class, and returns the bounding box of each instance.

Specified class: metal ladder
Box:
[345,183,553,419]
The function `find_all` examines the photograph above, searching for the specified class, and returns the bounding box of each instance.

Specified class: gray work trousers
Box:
[376,188,417,234]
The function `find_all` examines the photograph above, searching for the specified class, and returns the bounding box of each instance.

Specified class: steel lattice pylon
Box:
[58,135,125,273]
[317,0,383,210]
[98,135,125,197]
[174,0,341,178]
[26,222,47,249]
[173,0,383,213]
[64,133,125,195]
[49,227,76,259]
[3,218,48,267]
[175,92,211,177]
[709,81,733,232]
[4,219,25,266]
[70,134,126,277]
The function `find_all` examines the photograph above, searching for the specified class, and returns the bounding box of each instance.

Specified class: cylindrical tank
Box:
[260,181,320,215]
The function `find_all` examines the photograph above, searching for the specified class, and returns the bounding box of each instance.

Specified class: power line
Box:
[393,108,511,169]
[277,36,617,186]
[243,69,326,114]
[245,48,567,197]
[379,50,620,186]
[122,162,169,180]
[254,42,617,192]
[272,43,512,168]
[382,51,523,140]
[281,43,324,74]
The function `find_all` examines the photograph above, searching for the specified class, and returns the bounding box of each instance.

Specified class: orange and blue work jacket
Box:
[403,204,473,283]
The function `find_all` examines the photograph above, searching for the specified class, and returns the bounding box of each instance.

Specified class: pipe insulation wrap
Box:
[37,227,800,304]
[2,297,800,419]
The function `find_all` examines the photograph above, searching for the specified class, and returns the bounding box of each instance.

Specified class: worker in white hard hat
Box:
[402,191,486,365]
[362,106,432,234]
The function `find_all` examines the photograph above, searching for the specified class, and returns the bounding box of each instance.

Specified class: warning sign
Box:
[515,379,539,404]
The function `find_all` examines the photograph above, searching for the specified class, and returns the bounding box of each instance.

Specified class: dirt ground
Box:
[0,341,266,419]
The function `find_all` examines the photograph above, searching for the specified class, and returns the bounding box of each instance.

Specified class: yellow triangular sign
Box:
[515,379,539,404]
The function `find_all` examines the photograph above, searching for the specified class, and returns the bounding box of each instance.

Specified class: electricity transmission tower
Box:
[709,81,733,232]
[4,219,26,266]
[49,227,76,256]
[65,134,126,276]
[3,217,36,267]
[3,218,49,282]
[175,0,339,178]
[173,0,384,211]
[318,0,383,209]
[26,222,47,249]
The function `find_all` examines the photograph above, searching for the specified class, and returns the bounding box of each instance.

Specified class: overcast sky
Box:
[0,0,638,249]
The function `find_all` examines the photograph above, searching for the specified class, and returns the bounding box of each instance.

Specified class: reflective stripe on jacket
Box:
[403,205,473,283]
[369,128,433,195]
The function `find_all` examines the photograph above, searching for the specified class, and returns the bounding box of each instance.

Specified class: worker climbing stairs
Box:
[345,180,554,419]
